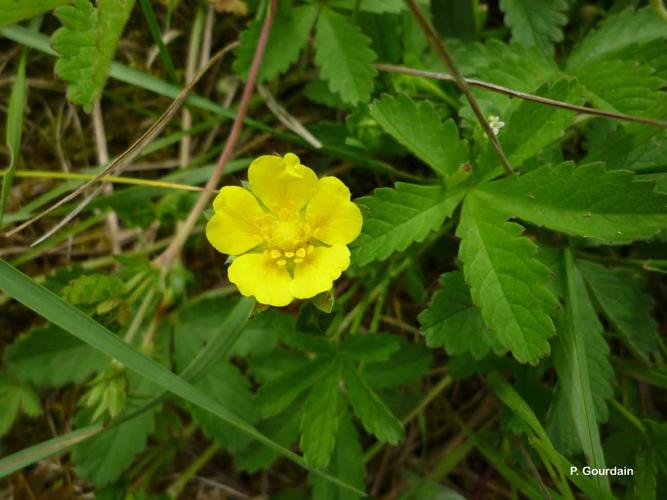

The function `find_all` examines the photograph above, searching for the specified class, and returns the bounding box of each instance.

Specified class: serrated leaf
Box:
[300,364,341,468]
[456,196,556,364]
[0,0,69,27]
[328,0,403,14]
[474,162,667,242]
[480,79,580,171]
[315,7,377,105]
[233,4,316,82]
[52,0,135,112]
[61,274,125,305]
[578,260,658,363]
[368,94,467,178]
[257,356,337,418]
[351,183,463,266]
[550,251,611,492]
[0,375,42,436]
[342,360,403,444]
[499,0,568,55]
[418,271,502,360]
[361,337,432,389]
[567,7,667,71]
[5,324,107,388]
[339,333,400,363]
[310,408,365,500]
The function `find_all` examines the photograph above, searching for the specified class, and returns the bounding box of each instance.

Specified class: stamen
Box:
[277,259,287,266]
[270,249,282,259]
[294,258,304,264]
[296,247,306,258]
[285,251,295,258]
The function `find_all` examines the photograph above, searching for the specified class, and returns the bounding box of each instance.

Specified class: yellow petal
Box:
[248,153,319,213]
[206,186,265,255]
[291,245,350,299]
[306,177,363,245]
[228,252,294,306]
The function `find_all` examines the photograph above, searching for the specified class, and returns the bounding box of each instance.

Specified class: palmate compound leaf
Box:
[52,0,135,112]
[456,196,556,364]
[350,183,464,266]
[548,251,611,492]
[300,362,342,468]
[499,0,568,55]
[310,407,365,500]
[315,7,377,105]
[474,162,667,242]
[418,271,504,360]
[578,260,659,363]
[342,359,403,444]
[5,324,107,388]
[368,94,467,178]
[233,4,317,82]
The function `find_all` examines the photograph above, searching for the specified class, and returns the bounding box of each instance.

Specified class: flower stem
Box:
[156,0,279,268]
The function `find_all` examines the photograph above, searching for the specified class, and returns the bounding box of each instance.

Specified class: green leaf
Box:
[419,271,502,360]
[0,375,42,437]
[567,7,667,71]
[551,250,610,492]
[360,337,432,389]
[499,0,568,55]
[257,356,337,418]
[5,325,107,388]
[1,24,30,226]
[72,404,157,487]
[456,196,556,364]
[52,0,135,111]
[474,162,667,242]
[300,364,341,468]
[351,183,464,266]
[310,408,365,500]
[339,333,400,363]
[481,79,580,171]
[368,94,467,178]
[61,273,125,305]
[0,261,363,496]
[315,7,377,105]
[233,4,317,82]
[0,0,68,27]
[342,360,403,444]
[399,472,466,500]
[578,260,658,363]
[634,445,657,500]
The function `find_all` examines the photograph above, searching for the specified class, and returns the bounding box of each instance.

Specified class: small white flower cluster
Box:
[487,115,505,135]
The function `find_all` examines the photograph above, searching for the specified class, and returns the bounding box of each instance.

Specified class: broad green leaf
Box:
[0,261,363,496]
[551,251,610,491]
[5,325,107,388]
[328,0,403,14]
[351,183,464,266]
[645,420,667,474]
[499,0,568,55]
[257,356,337,418]
[0,0,68,27]
[399,473,466,500]
[474,162,667,242]
[361,337,432,389]
[315,7,377,105]
[52,0,136,111]
[174,331,257,452]
[456,197,556,364]
[61,273,124,305]
[368,94,467,178]
[432,0,479,42]
[342,360,403,444]
[634,446,657,500]
[567,7,667,71]
[310,408,365,500]
[300,364,342,468]
[72,402,157,487]
[578,260,658,363]
[480,79,579,171]
[339,333,400,363]
[233,4,317,82]
[418,271,502,360]
[0,375,42,437]
[1,22,30,225]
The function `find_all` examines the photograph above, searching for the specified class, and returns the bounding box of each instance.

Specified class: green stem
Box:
[138,0,179,84]
[167,442,221,497]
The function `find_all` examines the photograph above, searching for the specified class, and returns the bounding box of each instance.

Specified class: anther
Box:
[270,249,282,259]
[294,258,304,264]
[296,247,306,258]
[285,251,295,258]
[277,259,287,266]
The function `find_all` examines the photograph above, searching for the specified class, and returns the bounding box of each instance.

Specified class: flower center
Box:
[271,220,305,251]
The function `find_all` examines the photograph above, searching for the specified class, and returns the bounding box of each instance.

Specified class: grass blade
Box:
[0,260,364,496]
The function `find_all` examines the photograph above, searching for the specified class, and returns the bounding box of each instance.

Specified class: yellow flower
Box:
[206,153,363,307]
